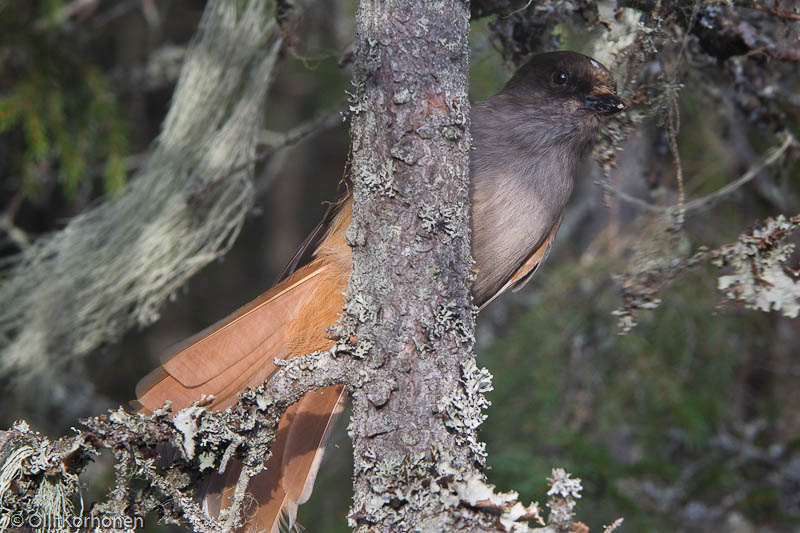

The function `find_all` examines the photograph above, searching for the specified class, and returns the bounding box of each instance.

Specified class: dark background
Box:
[1,1,798,532]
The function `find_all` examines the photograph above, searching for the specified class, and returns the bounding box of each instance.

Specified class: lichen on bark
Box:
[334,1,552,531]
[343,0,500,530]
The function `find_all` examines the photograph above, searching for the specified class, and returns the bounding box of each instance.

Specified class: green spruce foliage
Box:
[0,0,127,200]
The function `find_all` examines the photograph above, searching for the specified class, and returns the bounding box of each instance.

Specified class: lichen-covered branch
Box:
[0,349,353,532]
[614,213,800,331]
[1,342,574,532]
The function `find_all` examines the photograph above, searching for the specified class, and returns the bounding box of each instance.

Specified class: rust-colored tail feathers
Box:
[136,202,353,532]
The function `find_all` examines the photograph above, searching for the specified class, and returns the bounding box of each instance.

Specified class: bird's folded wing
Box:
[133,197,356,533]
[135,261,328,412]
[478,210,565,310]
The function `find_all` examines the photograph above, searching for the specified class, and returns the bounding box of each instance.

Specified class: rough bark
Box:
[343,1,510,531]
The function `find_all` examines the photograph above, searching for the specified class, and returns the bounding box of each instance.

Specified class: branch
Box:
[255,104,347,196]
[258,104,346,155]
[0,349,353,531]
[613,214,800,332]
[600,131,797,217]
[0,195,30,252]
[738,0,800,21]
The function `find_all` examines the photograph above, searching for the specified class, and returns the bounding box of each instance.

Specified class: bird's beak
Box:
[583,93,627,115]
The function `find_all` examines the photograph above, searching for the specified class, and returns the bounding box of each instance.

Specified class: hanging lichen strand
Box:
[0,0,280,378]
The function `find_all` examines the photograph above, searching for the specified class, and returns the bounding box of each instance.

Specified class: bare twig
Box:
[739,1,800,21]
[89,0,141,30]
[681,132,795,212]
[0,349,353,531]
[254,104,347,196]
[666,96,685,227]
[600,131,796,216]
[599,181,664,213]
[34,0,99,29]
[139,0,162,32]
[0,195,30,252]
[258,104,346,155]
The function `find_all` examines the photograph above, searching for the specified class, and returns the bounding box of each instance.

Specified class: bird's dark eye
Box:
[553,71,569,86]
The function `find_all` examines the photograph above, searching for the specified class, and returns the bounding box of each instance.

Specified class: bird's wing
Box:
[274,191,350,284]
[135,260,330,412]
[478,210,565,311]
[135,205,353,533]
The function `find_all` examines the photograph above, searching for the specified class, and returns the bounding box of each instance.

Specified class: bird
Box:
[135,50,626,532]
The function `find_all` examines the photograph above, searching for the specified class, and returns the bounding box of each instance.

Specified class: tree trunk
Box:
[344,0,490,530]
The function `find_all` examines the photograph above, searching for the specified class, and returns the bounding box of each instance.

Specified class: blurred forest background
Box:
[0,0,798,532]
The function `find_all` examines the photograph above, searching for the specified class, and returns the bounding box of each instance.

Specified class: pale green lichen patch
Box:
[392,88,412,105]
[433,300,472,341]
[454,472,544,530]
[715,215,800,318]
[436,359,493,463]
[349,292,378,324]
[358,159,397,197]
[417,201,464,237]
[546,468,582,526]
[365,377,396,407]
[390,142,419,165]
[172,405,207,460]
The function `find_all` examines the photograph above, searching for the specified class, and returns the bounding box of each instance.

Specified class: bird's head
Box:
[502,51,627,129]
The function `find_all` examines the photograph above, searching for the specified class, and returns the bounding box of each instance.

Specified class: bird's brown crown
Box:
[503,51,625,116]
